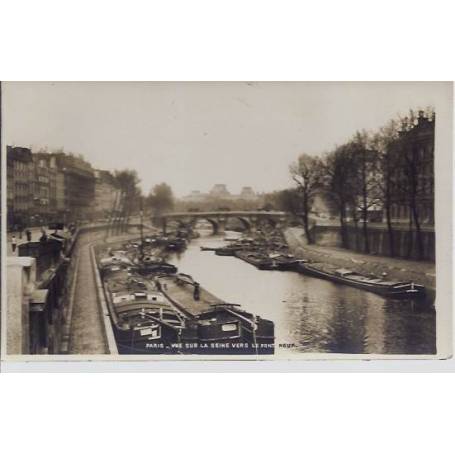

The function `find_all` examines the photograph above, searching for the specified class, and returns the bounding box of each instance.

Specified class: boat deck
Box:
[157,275,224,317]
[108,274,151,290]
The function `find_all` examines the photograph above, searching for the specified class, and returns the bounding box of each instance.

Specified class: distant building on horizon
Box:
[180,184,259,204]
[239,186,256,200]
[180,190,206,203]
[209,184,231,199]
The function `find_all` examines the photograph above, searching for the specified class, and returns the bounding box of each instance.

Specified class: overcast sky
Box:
[2,81,451,196]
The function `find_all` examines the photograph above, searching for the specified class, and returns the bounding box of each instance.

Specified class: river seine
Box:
[169,231,436,355]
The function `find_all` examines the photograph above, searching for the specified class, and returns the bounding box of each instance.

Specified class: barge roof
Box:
[157,275,224,317]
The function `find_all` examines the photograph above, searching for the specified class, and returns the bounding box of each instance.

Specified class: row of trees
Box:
[275,109,434,259]
[107,170,175,234]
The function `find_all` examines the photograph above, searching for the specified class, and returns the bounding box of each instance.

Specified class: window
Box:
[221,323,238,332]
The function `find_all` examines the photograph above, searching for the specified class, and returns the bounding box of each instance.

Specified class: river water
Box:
[169,230,436,355]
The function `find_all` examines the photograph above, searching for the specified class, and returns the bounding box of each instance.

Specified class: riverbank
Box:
[284,227,436,291]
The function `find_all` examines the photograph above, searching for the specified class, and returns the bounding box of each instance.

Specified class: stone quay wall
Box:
[311,224,435,262]
[285,227,436,291]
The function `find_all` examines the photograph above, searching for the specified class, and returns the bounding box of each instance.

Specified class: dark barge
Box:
[297,263,426,299]
[234,250,305,271]
[157,274,275,354]
[100,264,197,354]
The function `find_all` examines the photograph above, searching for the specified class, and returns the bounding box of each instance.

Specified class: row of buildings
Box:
[6,146,119,229]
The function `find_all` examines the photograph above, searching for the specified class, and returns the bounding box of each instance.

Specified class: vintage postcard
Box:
[1,81,452,363]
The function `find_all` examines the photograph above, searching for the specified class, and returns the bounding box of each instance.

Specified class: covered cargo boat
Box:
[102,265,197,354]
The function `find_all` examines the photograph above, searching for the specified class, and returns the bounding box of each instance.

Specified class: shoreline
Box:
[284,227,436,292]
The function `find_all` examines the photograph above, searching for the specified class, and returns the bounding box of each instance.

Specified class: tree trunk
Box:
[339,203,348,248]
[117,191,126,235]
[106,190,120,241]
[385,201,395,257]
[302,194,313,244]
[302,214,312,244]
[112,193,120,236]
[353,215,359,251]
[362,220,369,253]
[362,165,370,254]
[411,202,424,260]
[406,208,413,259]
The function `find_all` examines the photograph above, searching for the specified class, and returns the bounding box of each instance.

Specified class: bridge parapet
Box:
[157,211,290,234]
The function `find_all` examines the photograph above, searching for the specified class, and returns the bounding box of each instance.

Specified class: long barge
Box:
[99,263,197,354]
[157,273,275,354]
[297,263,426,299]
[234,250,305,271]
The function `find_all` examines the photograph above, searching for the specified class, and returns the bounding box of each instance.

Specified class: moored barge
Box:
[297,263,426,299]
[234,250,305,271]
[101,263,197,354]
[157,274,275,354]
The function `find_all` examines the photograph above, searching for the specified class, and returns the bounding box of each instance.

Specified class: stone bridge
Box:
[156,211,290,235]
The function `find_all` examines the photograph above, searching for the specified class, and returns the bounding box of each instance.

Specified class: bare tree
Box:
[371,120,400,257]
[323,145,357,248]
[349,131,381,254]
[289,154,323,244]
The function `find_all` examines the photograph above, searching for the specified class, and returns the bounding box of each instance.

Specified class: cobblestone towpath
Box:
[69,232,108,354]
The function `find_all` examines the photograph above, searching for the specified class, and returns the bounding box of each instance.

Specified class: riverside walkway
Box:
[69,231,108,354]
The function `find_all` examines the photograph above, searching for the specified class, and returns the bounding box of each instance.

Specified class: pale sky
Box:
[2,81,451,197]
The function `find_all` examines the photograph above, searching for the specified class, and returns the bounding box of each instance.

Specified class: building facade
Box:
[209,184,231,198]
[7,146,35,228]
[389,110,435,225]
[53,153,95,222]
[29,152,59,224]
[182,185,259,203]
[32,156,51,221]
[239,186,257,200]
[7,147,97,229]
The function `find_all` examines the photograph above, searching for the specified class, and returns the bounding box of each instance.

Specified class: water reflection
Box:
[169,231,436,355]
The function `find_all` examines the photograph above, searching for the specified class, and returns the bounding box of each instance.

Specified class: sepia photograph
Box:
[3,5,455,455]
[1,81,452,360]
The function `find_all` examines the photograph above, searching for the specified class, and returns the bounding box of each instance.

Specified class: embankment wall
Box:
[285,227,436,291]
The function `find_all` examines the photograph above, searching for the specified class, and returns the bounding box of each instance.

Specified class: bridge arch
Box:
[190,217,220,235]
[229,216,252,232]
[255,216,278,230]
[165,218,187,233]
[204,218,220,235]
